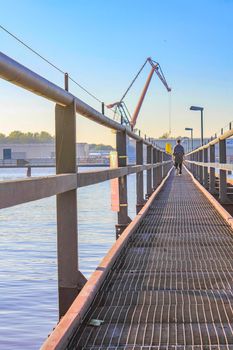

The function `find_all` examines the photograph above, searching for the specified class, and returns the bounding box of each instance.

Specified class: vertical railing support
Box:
[157,150,162,184]
[198,150,203,183]
[55,101,86,319]
[146,145,152,198]
[192,154,195,175]
[188,154,195,176]
[193,152,198,178]
[219,139,227,202]
[203,148,208,188]
[209,144,216,193]
[101,102,105,115]
[64,73,69,91]
[116,131,130,237]
[161,152,164,178]
[136,140,144,213]
[152,147,157,190]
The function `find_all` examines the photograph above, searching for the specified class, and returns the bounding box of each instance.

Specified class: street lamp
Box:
[185,127,193,150]
[182,136,190,153]
[190,106,204,146]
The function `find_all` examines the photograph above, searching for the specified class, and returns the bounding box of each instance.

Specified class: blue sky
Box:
[1,0,233,144]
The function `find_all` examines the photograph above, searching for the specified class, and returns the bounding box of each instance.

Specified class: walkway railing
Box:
[185,123,233,203]
[0,52,172,319]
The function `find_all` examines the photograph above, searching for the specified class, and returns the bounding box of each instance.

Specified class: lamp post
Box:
[182,137,190,153]
[185,127,193,150]
[190,106,204,146]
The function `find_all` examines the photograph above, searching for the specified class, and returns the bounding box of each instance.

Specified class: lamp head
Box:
[190,106,203,111]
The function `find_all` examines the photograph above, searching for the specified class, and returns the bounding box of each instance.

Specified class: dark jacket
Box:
[173,144,184,163]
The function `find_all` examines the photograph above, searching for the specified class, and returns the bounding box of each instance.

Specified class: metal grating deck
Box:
[68,169,233,349]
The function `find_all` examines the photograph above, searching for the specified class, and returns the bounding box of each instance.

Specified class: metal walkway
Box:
[68,169,233,349]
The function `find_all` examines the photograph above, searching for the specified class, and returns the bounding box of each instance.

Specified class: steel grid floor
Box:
[68,170,233,349]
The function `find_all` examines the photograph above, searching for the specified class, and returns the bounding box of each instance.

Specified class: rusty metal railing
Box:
[185,123,233,203]
[0,52,172,323]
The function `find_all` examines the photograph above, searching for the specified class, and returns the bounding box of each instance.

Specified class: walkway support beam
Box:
[55,101,86,318]
[116,131,130,237]
[219,139,227,202]
[136,141,144,213]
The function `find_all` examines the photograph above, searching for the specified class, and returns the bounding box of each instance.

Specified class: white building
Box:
[152,138,210,153]
[0,143,89,161]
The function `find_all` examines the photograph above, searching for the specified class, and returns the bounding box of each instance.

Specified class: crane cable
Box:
[119,58,149,102]
[0,24,103,104]
[168,91,172,135]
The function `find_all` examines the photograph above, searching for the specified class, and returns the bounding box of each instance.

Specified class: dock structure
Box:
[1,52,233,349]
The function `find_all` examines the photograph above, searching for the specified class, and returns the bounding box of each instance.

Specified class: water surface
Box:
[0,167,137,349]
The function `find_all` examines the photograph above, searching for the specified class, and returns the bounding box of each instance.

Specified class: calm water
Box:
[0,167,138,349]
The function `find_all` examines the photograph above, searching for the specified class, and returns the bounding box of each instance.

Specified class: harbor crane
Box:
[107,57,171,131]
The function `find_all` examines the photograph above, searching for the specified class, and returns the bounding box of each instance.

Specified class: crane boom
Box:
[107,57,171,130]
[130,66,156,129]
[130,58,171,130]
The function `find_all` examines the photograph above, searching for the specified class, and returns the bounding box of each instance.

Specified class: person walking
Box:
[173,139,185,175]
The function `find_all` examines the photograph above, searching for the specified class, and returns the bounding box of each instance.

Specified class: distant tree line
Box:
[0,131,54,143]
[0,131,115,150]
[89,143,114,151]
[159,132,181,139]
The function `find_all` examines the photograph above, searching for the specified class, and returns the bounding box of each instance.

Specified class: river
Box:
[0,167,139,349]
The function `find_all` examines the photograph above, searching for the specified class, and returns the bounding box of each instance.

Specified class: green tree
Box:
[8,130,25,143]
[159,133,181,139]
[6,130,54,143]
[39,131,54,142]
[159,132,170,139]
[89,143,114,151]
[0,133,6,143]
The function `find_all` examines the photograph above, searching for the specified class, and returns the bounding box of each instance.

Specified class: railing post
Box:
[152,147,157,190]
[189,153,193,175]
[164,153,167,176]
[203,148,208,188]
[219,139,227,202]
[101,102,105,115]
[157,150,162,184]
[193,153,197,178]
[136,140,144,213]
[116,131,130,237]
[209,144,216,193]
[146,145,152,198]
[191,153,195,175]
[161,152,164,178]
[55,101,86,319]
[198,150,203,183]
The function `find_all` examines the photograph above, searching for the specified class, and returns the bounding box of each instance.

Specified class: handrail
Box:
[0,50,173,341]
[0,162,172,210]
[185,122,233,203]
[185,160,233,171]
[186,127,233,156]
[0,51,153,146]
